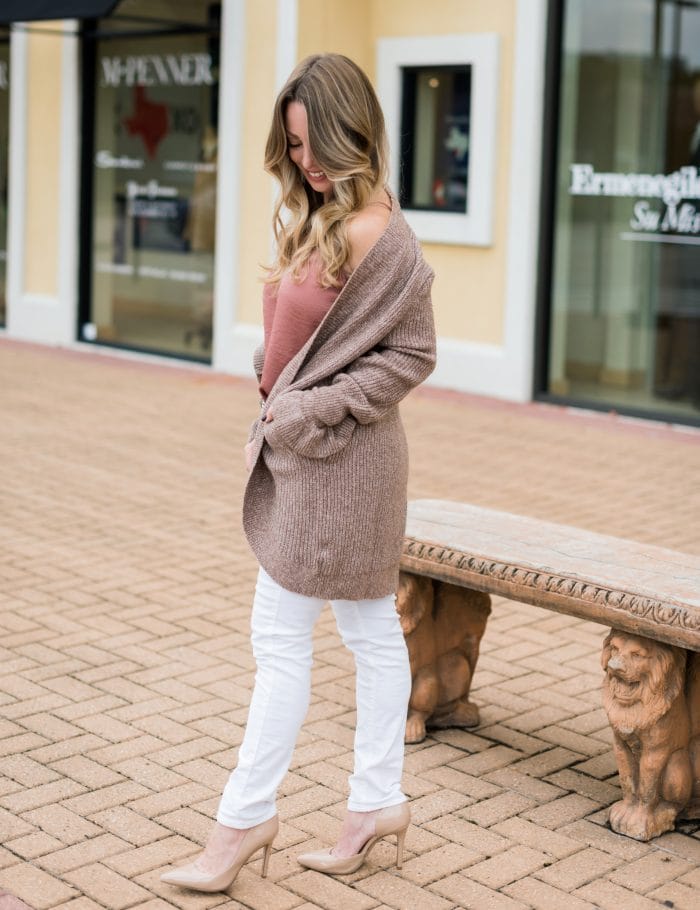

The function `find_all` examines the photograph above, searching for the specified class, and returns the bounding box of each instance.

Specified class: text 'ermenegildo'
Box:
[569,163,700,206]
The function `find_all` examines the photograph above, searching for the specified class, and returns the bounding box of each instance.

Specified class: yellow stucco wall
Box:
[237,0,375,326]
[297,0,372,74]
[236,0,282,325]
[370,0,515,344]
[291,0,517,345]
[24,23,63,298]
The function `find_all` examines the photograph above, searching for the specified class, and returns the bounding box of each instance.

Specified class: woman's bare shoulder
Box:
[346,197,391,271]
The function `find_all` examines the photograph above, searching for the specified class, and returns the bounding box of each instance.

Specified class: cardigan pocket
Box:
[263,389,356,460]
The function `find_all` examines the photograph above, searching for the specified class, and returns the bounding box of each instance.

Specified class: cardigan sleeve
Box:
[253,341,265,383]
[245,343,267,445]
[263,292,436,459]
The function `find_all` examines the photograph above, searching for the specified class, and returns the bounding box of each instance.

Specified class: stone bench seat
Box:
[402,499,700,651]
[399,499,700,842]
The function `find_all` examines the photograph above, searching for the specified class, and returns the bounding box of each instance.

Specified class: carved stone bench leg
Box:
[601,629,700,840]
[397,571,491,745]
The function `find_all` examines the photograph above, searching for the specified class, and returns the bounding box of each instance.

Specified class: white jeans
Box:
[217,567,411,827]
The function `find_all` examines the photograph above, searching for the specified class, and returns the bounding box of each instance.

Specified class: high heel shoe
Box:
[296,802,410,875]
[160,815,278,893]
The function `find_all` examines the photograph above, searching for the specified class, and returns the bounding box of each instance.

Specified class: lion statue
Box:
[602,629,692,840]
[397,572,490,744]
[683,650,700,819]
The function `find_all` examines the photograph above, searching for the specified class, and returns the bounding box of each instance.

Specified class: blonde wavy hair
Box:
[264,54,389,288]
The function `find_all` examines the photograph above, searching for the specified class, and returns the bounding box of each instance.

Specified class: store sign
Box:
[95,150,144,170]
[100,53,214,88]
[569,163,700,238]
[125,179,177,199]
[95,261,207,283]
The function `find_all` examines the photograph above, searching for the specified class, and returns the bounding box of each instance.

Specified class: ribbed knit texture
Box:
[243,193,436,600]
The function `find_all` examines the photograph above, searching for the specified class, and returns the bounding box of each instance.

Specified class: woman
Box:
[161,53,436,894]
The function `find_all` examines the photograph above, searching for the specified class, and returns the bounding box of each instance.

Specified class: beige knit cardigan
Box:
[243,195,436,600]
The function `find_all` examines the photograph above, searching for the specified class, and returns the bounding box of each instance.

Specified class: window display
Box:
[399,65,471,214]
[546,0,700,421]
[378,33,499,246]
[82,0,220,359]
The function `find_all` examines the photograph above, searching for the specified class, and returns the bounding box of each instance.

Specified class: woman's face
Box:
[285,100,333,198]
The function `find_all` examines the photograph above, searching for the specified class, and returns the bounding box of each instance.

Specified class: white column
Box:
[275,0,298,91]
[499,0,548,401]
[5,23,27,336]
[222,0,299,377]
[211,0,247,372]
[57,20,80,344]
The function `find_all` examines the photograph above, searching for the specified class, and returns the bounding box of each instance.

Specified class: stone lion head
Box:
[396,572,433,635]
[601,630,686,732]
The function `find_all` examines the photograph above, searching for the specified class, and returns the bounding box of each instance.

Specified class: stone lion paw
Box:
[609,800,677,841]
[405,714,427,744]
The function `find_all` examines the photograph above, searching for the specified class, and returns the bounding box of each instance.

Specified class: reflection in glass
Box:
[86,0,220,360]
[548,0,700,420]
[399,65,471,213]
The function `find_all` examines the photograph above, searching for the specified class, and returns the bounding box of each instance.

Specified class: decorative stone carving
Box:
[397,571,490,744]
[403,537,700,641]
[602,630,697,840]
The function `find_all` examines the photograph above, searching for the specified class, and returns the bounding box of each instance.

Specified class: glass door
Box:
[0,34,9,326]
[543,0,700,423]
[80,0,220,361]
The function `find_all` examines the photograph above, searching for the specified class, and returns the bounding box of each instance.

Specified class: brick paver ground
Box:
[1,337,699,910]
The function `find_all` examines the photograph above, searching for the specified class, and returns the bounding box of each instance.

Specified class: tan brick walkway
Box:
[1,337,699,910]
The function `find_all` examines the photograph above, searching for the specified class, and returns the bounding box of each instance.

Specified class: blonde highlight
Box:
[264,54,389,287]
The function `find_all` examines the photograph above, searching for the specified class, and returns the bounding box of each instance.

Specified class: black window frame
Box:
[398,63,472,215]
[77,5,221,363]
[533,0,700,428]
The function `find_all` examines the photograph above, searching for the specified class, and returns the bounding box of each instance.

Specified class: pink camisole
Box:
[260,254,346,399]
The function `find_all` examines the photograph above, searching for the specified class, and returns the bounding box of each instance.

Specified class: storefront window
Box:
[82,0,220,360]
[400,65,471,213]
[0,34,9,327]
[546,0,700,421]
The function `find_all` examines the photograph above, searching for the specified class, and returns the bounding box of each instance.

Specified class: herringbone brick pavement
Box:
[1,337,699,910]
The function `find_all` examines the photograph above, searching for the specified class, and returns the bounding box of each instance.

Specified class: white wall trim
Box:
[377,33,500,246]
[212,0,247,372]
[230,321,264,377]
[275,0,298,92]
[267,0,298,272]
[227,0,298,376]
[227,321,513,402]
[422,0,548,400]
[425,337,514,396]
[57,20,80,344]
[6,24,28,337]
[498,0,547,401]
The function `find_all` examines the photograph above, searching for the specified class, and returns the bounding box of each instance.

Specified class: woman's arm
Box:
[264,298,435,460]
[262,204,436,458]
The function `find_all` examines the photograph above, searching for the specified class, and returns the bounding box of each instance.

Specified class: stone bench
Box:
[398,499,700,841]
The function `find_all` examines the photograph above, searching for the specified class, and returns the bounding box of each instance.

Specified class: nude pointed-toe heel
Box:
[160,815,278,893]
[395,824,407,869]
[297,802,410,875]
